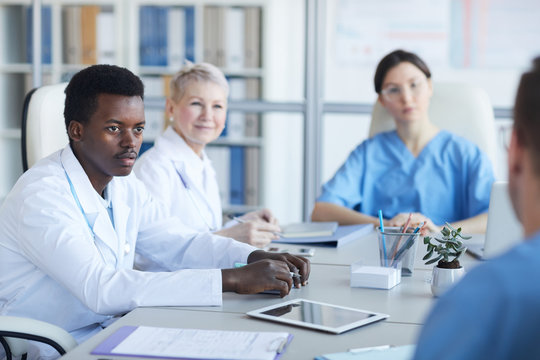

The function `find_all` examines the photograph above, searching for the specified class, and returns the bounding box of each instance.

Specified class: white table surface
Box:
[60,307,422,360]
[60,231,482,360]
[177,263,435,325]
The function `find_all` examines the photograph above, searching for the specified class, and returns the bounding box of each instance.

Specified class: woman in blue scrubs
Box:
[311,50,495,233]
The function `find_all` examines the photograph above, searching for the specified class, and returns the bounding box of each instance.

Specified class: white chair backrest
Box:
[369,82,498,174]
[22,83,69,171]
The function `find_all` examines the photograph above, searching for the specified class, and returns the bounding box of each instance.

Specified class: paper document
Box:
[92,325,292,360]
[280,221,338,238]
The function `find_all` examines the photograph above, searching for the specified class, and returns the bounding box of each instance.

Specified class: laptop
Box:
[467,181,523,260]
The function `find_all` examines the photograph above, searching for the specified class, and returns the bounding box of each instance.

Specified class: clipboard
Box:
[91,325,293,360]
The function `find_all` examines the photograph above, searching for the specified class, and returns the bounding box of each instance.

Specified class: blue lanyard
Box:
[64,169,95,238]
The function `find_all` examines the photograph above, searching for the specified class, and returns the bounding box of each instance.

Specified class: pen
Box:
[348,345,391,353]
[391,221,425,266]
[391,212,412,261]
[378,210,388,266]
[231,216,283,237]
[276,337,289,354]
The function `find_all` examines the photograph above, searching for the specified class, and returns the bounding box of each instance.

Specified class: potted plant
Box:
[423,223,471,297]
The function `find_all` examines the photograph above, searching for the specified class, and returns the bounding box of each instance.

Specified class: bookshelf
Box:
[0,0,268,215]
[0,0,125,202]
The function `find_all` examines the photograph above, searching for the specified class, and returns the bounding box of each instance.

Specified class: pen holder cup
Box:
[377,227,419,276]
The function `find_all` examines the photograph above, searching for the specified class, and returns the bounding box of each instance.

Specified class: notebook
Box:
[467,181,523,260]
[273,224,373,247]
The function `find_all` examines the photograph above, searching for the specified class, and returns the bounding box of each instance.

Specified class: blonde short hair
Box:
[169,62,229,102]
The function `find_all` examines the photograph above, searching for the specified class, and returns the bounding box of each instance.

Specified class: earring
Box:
[169,117,173,123]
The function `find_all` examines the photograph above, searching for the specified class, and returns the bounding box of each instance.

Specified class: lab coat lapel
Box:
[109,179,131,265]
[60,146,120,262]
[159,127,218,228]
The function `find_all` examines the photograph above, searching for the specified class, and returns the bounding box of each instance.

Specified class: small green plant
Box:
[423,223,471,267]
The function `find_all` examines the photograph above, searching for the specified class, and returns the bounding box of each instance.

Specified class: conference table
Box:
[60,229,482,360]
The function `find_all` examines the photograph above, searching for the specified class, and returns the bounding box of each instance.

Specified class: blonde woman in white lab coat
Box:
[135,62,281,247]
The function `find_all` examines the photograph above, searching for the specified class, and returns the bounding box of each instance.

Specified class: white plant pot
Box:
[431,266,465,297]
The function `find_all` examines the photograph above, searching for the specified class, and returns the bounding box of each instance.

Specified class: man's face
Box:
[70,94,145,183]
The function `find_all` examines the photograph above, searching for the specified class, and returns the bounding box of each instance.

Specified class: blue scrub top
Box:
[317,130,494,224]
[413,230,540,360]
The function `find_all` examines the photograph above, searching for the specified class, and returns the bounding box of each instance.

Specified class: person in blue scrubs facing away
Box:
[311,50,494,234]
[413,58,540,360]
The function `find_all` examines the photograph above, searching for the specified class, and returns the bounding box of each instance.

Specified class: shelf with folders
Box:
[130,0,266,212]
[0,0,124,203]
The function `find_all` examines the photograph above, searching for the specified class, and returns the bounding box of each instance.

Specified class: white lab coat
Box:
[134,127,223,231]
[0,145,255,350]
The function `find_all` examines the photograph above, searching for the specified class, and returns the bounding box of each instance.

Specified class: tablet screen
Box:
[247,299,388,334]
[261,300,374,328]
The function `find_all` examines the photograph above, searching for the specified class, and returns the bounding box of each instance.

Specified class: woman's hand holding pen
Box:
[215,219,281,248]
[238,208,279,226]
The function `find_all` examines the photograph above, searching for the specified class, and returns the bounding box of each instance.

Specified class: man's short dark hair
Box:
[514,57,540,175]
[64,64,144,130]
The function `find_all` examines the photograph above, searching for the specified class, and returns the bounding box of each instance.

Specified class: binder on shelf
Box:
[273,224,374,247]
[26,5,52,64]
[245,78,261,137]
[227,77,247,139]
[244,7,261,68]
[229,146,245,205]
[215,6,227,67]
[139,6,153,66]
[96,10,115,64]
[167,7,185,69]
[62,6,82,64]
[81,5,99,65]
[156,7,168,67]
[143,109,165,142]
[141,75,165,98]
[139,6,167,66]
[225,7,245,69]
[184,6,195,62]
[206,146,231,206]
[203,6,217,65]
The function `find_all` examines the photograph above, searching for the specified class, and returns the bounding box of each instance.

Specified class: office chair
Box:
[21,82,69,172]
[369,82,498,174]
[0,316,77,360]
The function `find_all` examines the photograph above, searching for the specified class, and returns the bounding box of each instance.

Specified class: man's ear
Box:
[68,121,83,142]
[508,129,524,178]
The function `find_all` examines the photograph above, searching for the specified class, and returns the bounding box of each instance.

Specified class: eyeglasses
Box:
[380,78,428,102]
